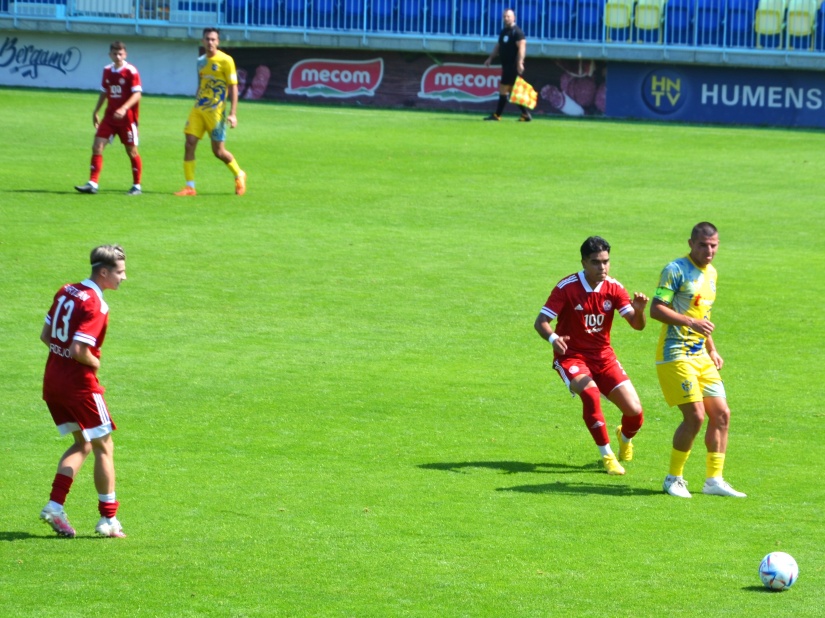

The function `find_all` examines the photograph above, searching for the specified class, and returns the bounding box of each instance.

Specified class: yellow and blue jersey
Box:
[654,255,717,363]
[195,50,238,112]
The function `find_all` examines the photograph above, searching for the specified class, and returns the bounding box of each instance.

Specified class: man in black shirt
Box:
[483,9,531,121]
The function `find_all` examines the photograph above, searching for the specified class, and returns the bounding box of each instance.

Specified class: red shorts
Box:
[45,392,116,441]
[96,117,139,146]
[553,353,630,397]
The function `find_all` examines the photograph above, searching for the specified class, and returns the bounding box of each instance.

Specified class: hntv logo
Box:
[642,70,687,114]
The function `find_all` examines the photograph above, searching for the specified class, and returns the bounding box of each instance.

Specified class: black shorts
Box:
[501,65,519,87]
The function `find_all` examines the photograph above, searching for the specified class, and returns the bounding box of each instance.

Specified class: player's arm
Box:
[114,89,141,120]
[705,334,724,370]
[516,39,526,74]
[623,292,649,331]
[68,340,100,369]
[92,91,107,128]
[534,313,570,354]
[227,83,239,128]
[40,321,51,346]
[484,43,500,66]
[650,298,715,336]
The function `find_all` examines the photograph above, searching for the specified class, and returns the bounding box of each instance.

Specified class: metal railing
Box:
[3,0,825,53]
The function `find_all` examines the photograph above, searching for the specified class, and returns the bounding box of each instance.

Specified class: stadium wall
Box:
[3,31,824,128]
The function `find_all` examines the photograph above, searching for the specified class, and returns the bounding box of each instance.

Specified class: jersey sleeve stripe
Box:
[540,307,557,319]
[618,304,632,316]
[73,332,97,346]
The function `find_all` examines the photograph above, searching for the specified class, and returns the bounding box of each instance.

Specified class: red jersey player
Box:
[39,245,128,538]
[75,41,143,196]
[534,236,649,475]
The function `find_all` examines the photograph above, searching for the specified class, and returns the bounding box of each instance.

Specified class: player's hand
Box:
[708,350,724,370]
[483,57,492,67]
[227,114,238,129]
[113,107,125,120]
[551,335,570,355]
[517,60,525,74]
[631,292,649,310]
[688,318,714,336]
[93,112,100,128]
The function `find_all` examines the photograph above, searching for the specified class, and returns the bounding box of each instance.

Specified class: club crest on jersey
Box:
[119,78,125,85]
[212,64,218,71]
[603,300,612,311]
[570,366,579,374]
[681,380,693,394]
[503,35,510,42]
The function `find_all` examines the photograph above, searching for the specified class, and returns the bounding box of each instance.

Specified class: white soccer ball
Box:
[759,552,799,591]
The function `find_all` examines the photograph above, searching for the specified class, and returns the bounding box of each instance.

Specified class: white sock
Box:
[48,500,64,511]
[620,432,631,443]
[598,444,614,457]
[98,492,116,503]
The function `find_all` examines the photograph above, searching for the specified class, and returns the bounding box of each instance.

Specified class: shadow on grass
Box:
[741,585,780,593]
[0,531,111,542]
[418,461,599,475]
[0,531,51,541]
[497,482,662,496]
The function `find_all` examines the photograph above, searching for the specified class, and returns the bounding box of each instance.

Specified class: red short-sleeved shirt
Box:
[540,271,632,362]
[43,279,108,400]
[101,62,142,125]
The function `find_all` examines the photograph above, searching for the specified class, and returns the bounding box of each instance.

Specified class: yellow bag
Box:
[509,76,538,110]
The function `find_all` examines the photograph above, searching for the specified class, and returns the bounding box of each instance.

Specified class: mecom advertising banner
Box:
[0,32,194,95]
[607,62,825,129]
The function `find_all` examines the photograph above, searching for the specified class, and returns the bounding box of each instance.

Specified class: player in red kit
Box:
[39,245,128,538]
[75,41,143,196]
[534,236,649,475]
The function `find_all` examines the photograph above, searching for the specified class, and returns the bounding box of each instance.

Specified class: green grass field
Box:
[1,86,823,617]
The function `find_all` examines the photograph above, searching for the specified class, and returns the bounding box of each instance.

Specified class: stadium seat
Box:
[665,0,696,44]
[635,0,665,42]
[695,0,724,45]
[605,0,634,40]
[726,0,759,47]
[546,0,575,39]
[755,0,787,47]
[429,0,453,33]
[786,0,816,48]
[369,0,395,30]
[398,0,423,31]
[225,0,248,23]
[578,0,605,39]
[486,0,507,36]
[311,0,337,28]
[169,0,221,23]
[518,0,541,36]
[459,0,484,34]
[341,0,363,29]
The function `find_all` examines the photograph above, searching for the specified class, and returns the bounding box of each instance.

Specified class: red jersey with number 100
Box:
[540,271,632,361]
[101,62,142,125]
[43,279,109,400]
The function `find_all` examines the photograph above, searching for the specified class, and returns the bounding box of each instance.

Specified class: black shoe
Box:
[74,182,98,194]
[483,114,501,121]
[519,113,532,122]
[126,186,142,196]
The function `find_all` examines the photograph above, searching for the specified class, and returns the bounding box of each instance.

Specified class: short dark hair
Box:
[691,222,718,240]
[202,27,220,37]
[580,236,610,260]
[110,41,126,52]
[90,244,126,274]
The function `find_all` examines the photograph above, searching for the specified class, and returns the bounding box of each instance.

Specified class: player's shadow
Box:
[0,531,46,541]
[497,482,662,497]
[418,461,600,475]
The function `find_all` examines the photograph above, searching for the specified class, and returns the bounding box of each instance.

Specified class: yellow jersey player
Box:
[175,27,246,197]
[650,222,746,499]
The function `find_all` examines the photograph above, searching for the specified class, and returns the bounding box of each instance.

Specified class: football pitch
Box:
[1,86,823,617]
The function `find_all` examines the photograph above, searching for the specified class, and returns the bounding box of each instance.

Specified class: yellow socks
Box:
[227,158,241,177]
[669,448,691,477]
[706,452,725,479]
[184,160,196,185]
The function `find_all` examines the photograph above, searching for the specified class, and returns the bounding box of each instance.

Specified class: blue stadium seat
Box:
[665,0,695,44]
[429,0,453,33]
[486,0,507,37]
[311,0,337,28]
[577,0,605,40]
[726,0,759,47]
[341,0,364,29]
[225,0,248,23]
[459,0,484,35]
[369,0,395,30]
[398,0,423,31]
[816,1,825,49]
[695,0,723,45]
[518,0,542,36]
[546,0,575,40]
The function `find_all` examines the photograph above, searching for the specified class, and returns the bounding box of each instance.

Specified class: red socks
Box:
[90,154,103,183]
[621,411,644,440]
[130,154,142,185]
[98,500,120,518]
[49,473,73,505]
[580,387,610,446]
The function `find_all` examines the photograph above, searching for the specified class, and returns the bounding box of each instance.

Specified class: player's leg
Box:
[606,381,643,462]
[701,394,746,497]
[75,136,109,194]
[42,431,90,537]
[565,370,624,475]
[176,109,204,195]
[486,81,512,120]
[90,433,126,537]
[210,119,246,196]
[124,123,142,195]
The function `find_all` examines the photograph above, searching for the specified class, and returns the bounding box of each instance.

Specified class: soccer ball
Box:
[759,552,799,591]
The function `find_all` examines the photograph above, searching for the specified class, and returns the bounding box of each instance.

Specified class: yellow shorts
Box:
[184,106,227,142]
[656,355,726,407]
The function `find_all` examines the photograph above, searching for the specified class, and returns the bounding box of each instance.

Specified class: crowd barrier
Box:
[3,0,825,52]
